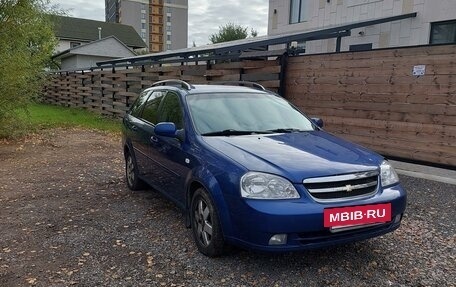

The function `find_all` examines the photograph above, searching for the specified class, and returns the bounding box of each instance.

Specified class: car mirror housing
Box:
[154,122,177,137]
[311,118,324,128]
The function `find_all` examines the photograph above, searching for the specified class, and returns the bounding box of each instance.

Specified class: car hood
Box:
[202,131,382,183]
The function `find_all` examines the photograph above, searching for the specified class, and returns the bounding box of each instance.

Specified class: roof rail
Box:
[151,79,194,90]
[211,81,266,91]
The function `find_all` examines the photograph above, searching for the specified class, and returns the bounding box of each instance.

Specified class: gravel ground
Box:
[0,128,455,287]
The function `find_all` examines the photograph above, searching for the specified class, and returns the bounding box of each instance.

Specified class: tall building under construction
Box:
[105,0,188,52]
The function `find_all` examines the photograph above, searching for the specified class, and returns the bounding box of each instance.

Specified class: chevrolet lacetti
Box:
[122,80,406,257]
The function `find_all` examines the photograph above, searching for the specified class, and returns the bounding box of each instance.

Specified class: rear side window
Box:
[158,91,183,129]
[141,91,165,124]
[129,90,150,117]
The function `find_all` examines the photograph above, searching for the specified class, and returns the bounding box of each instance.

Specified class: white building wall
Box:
[56,40,71,53]
[73,37,135,58]
[60,55,121,70]
[268,0,456,54]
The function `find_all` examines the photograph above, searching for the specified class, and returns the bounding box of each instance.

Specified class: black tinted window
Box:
[158,92,183,129]
[129,90,149,117]
[141,91,165,124]
[430,20,456,44]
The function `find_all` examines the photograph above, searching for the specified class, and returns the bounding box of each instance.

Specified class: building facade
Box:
[53,36,137,70]
[52,15,146,54]
[105,0,188,52]
[268,0,456,54]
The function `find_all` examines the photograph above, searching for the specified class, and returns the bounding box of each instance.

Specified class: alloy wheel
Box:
[194,198,213,246]
[126,155,135,187]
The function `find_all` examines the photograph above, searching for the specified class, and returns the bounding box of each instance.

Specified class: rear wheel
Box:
[191,188,225,257]
[125,151,144,191]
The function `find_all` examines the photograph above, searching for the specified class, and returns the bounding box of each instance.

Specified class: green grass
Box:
[18,103,121,133]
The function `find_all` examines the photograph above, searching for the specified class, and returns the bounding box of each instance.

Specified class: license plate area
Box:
[324,203,391,228]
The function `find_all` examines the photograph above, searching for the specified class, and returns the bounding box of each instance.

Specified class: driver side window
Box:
[141,91,165,125]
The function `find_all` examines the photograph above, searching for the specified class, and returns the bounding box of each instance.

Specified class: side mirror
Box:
[154,122,185,142]
[154,122,177,137]
[311,117,324,128]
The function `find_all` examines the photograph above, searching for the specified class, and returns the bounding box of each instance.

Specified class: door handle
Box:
[131,125,138,131]
[150,136,158,143]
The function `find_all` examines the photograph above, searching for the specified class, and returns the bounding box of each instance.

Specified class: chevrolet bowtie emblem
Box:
[345,184,353,192]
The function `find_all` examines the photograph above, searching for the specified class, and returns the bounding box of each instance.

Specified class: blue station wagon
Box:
[122,80,406,257]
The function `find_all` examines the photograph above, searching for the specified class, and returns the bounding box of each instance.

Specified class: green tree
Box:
[0,0,57,137]
[209,23,258,44]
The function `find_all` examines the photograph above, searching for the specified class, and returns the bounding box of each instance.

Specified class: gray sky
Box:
[48,0,269,47]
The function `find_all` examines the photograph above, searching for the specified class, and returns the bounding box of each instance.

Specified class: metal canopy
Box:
[97,12,417,67]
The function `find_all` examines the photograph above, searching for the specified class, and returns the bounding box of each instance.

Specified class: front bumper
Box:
[225,184,406,252]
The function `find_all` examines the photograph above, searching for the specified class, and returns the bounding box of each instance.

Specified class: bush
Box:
[0,0,57,138]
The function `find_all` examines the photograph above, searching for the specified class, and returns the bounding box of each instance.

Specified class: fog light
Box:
[269,234,287,245]
[394,214,402,223]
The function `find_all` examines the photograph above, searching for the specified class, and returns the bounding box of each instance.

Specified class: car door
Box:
[134,90,165,179]
[151,90,190,207]
[124,90,153,176]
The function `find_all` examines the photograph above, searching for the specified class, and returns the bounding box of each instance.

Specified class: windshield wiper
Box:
[267,128,306,133]
[201,129,272,136]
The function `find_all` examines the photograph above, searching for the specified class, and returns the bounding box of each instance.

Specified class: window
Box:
[167,35,171,41]
[430,20,456,44]
[167,44,172,50]
[141,13,145,19]
[290,0,308,24]
[158,92,183,129]
[141,32,146,39]
[141,23,146,29]
[349,43,373,52]
[129,90,150,117]
[186,93,314,135]
[167,16,171,23]
[142,91,165,124]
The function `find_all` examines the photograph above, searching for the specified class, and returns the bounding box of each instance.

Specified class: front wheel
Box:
[190,188,226,257]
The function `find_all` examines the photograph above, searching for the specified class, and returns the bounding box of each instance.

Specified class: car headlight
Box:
[240,172,300,199]
[380,160,399,187]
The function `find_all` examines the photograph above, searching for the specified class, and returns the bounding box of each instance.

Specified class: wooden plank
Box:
[335,133,456,166]
[244,65,281,74]
[325,123,456,147]
[241,73,279,81]
[294,97,455,116]
[205,69,241,76]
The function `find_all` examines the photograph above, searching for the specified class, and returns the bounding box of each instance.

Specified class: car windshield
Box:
[186,92,315,135]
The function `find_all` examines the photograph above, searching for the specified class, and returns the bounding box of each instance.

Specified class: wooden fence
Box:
[43,59,281,117]
[43,45,456,166]
[285,44,456,166]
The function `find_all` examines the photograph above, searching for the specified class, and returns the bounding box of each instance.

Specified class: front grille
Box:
[303,170,379,202]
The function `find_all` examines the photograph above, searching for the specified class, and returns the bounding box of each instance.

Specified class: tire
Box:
[190,188,226,257]
[125,151,144,191]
